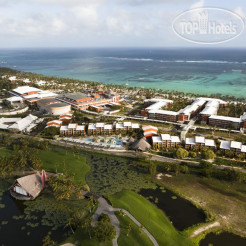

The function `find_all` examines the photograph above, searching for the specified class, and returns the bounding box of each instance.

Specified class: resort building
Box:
[6,96,24,104]
[115,122,139,133]
[161,134,172,148]
[141,98,173,117]
[10,86,42,97]
[171,136,181,148]
[152,134,181,149]
[8,76,17,83]
[95,122,105,134]
[57,92,119,110]
[37,98,71,115]
[59,113,73,123]
[148,110,178,122]
[199,100,220,124]
[151,136,162,149]
[204,139,216,149]
[185,137,215,150]
[68,123,78,135]
[8,86,58,104]
[208,115,242,129]
[10,171,47,200]
[219,140,246,154]
[219,140,231,151]
[123,122,132,131]
[142,125,158,138]
[46,120,62,128]
[0,114,40,132]
[144,97,227,124]
[88,123,97,135]
[115,122,124,133]
[103,124,113,135]
[60,124,85,136]
[195,136,205,148]
[178,98,207,122]
[185,138,196,149]
[230,141,242,153]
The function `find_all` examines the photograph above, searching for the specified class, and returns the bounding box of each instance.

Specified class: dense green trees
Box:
[42,126,60,138]
[48,174,76,200]
[92,213,116,242]
[175,148,189,159]
[201,149,216,160]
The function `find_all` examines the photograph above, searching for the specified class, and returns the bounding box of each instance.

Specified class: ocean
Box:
[0,48,246,98]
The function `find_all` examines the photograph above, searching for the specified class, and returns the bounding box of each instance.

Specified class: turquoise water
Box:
[0,48,246,98]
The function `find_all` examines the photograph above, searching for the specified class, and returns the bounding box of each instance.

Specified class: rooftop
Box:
[148,109,178,116]
[220,140,231,150]
[230,141,242,149]
[185,138,195,145]
[12,86,41,95]
[161,134,171,141]
[205,139,215,147]
[152,136,162,143]
[195,136,205,144]
[61,92,90,101]
[209,115,241,123]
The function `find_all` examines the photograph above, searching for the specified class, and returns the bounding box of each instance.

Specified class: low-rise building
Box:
[209,115,241,129]
[161,134,171,148]
[37,98,71,115]
[46,120,62,128]
[185,138,196,149]
[103,124,113,135]
[60,124,85,136]
[143,125,158,138]
[152,134,181,149]
[88,123,97,135]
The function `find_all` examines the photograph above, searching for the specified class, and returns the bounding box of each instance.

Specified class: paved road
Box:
[91,196,158,246]
[190,221,220,238]
[114,208,158,246]
[92,197,120,246]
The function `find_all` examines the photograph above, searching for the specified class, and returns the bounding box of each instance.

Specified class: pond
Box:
[139,186,206,231]
[80,151,156,196]
[200,232,246,246]
[0,180,71,246]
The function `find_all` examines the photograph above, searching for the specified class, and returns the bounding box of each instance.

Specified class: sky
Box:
[0,0,245,48]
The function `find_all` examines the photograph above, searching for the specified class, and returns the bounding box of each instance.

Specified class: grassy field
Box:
[110,190,193,246]
[39,149,90,185]
[155,173,246,239]
[115,211,153,246]
[0,146,90,185]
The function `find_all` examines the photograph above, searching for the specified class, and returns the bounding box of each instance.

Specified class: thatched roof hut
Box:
[130,137,151,152]
[10,172,45,200]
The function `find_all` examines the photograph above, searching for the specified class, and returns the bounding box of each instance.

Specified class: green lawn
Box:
[0,147,90,185]
[116,211,153,246]
[110,190,193,246]
[39,149,90,185]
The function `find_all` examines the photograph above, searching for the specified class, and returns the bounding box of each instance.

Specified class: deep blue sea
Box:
[0,48,246,98]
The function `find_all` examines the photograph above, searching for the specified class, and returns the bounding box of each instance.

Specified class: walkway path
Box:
[114,208,158,246]
[91,196,158,246]
[190,221,220,238]
[92,197,120,246]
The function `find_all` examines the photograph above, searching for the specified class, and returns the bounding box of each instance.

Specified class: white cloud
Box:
[190,0,204,9]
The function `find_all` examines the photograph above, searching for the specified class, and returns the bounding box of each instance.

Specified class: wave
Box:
[96,56,154,62]
[160,60,242,64]
[95,56,246,65]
